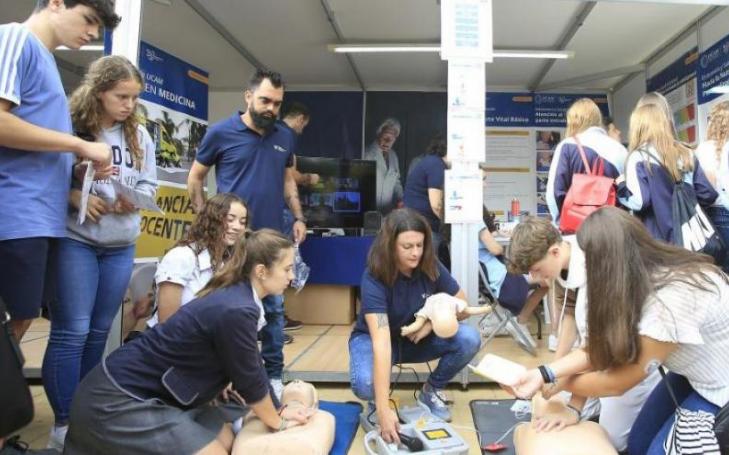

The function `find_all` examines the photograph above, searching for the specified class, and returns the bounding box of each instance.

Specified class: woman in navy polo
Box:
[349,208,481,444]
[64,229,311,455]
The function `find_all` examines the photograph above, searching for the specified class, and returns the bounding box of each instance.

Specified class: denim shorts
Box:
[0,237,57,320]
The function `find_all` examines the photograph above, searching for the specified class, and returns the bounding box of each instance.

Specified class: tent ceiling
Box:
[2,0,722,92]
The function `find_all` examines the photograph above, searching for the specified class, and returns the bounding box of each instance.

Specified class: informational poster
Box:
[697,32,729,142]
[136,42,209,260]
[448,61,486,162]
[483,92,536,219]
[445,165,483,223]
[648,48,699,145]
[440,0,493,61]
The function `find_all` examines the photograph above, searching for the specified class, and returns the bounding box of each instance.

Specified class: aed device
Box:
[362,405,469,454]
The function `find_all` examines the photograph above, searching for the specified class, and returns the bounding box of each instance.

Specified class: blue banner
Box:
[648,48,698,94]
[698,32,729,105]
[485,92,534,127]
[533,93,609,127]
[138,41,209,120]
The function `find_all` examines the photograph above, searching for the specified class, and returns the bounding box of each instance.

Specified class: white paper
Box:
[77,162,95,225]
[440,0,493,61]
[444,165,483,223]
[111,179,163,213]
[468,354,526,386]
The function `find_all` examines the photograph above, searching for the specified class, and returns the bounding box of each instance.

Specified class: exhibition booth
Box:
[4,0,729,452]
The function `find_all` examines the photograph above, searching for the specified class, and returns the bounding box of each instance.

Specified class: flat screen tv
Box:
[296,157,376,229]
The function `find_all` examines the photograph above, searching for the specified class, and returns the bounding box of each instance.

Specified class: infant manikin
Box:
[232,380,335,455]
[400,293,491,338]
[513,394,617,455]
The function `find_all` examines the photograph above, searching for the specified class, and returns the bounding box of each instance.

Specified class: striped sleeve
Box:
[639,281,713,345]
[0,24,30,106]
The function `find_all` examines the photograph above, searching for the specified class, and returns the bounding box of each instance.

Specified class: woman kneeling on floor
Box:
[64,229,310,455]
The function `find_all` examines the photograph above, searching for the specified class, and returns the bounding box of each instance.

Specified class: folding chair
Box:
[477,262,538,356]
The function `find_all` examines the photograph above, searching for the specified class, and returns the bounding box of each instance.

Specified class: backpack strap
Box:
[639,148,680,184]
[574,136,605,176]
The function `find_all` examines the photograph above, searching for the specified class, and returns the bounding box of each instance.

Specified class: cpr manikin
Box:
[232,380,335,455]
[513,394,617,455]
[400,293,491,338]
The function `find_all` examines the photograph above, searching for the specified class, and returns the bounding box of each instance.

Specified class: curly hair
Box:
[707,101,729,161]
[69,56,144,169]
[177,193,248,272]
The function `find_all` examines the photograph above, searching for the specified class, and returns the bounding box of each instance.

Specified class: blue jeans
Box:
[42,238,135,424]
[261,294,285,379]
[348,324,480,400]
[628,372,719,454]
[706,206,729,273]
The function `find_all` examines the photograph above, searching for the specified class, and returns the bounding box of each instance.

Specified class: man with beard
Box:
[188,69,306,399]
[364,118,404,214]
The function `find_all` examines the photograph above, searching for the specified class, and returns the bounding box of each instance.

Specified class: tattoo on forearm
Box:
[376,313,389,329]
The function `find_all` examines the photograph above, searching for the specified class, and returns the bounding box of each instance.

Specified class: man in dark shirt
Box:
[187,69,307,397]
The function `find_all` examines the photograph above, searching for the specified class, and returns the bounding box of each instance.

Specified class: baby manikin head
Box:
[428,294,462,338]
[281,380,318,410]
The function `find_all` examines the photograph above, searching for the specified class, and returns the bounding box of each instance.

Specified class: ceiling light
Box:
[328,44,573,59]
[56,45,105,52]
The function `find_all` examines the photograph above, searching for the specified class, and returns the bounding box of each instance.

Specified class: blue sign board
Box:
[697,32,729,105]
[485,92,534,127]
[138,41,209,120]
[533,93,610,128]
[648,48,698,94]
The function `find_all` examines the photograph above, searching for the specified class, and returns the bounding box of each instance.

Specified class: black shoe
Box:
[284,333,294,344]
[0,436,60,454]
[284,315,303,331]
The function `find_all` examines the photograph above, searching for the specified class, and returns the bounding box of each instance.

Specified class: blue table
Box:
[299,236,374,286]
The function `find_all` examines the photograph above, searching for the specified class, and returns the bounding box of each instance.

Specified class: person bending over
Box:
[64,230,310,455]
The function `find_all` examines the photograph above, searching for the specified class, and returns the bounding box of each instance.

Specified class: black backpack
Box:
[642,150,726,264]
[0,298,34,438]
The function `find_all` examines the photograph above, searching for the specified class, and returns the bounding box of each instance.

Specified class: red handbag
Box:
[559,137,616,234]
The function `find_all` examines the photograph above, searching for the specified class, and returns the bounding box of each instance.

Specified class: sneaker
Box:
[284,315,303,331]
[417,385,452,422]
[46,425,67,450]
[1,436,60,454]
[506,321,537,350]
[283,333,294,344]
[270,379,284,401]
[548,334,559,352]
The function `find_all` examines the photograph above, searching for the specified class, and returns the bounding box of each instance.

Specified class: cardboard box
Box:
[284,285,355,325]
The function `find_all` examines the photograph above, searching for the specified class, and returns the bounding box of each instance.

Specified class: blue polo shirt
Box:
[351,261,460,342]
[196,113,295,231]
[0,23,73,241]
[403,154,446,233]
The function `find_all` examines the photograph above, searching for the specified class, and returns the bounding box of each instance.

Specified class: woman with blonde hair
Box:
[42,55,157,449]
[617,101,716,242]
[546,98,626,225]
[695,101,729,271]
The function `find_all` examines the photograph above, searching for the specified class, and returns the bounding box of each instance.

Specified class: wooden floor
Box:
[17,319,552,453]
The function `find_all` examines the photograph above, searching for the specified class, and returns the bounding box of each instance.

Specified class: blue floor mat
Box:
[319,400,363,455]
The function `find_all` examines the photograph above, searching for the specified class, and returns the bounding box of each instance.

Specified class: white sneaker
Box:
[548,334,559,352]
[506,321,537,349]
[270,378,284,401]
[47,424,68,450]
